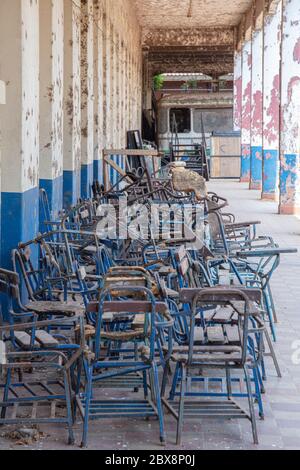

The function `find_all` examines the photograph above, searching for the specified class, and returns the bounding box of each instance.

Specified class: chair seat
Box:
[231,301,263,316]
[168,345,243,364]
[101,329,147,342]
[26,300,85,316]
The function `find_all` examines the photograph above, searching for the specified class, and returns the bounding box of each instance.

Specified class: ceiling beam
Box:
[142,27,235,48]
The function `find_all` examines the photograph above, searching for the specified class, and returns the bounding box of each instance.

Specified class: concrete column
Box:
[241,40,252,182]
[80,0,94,199]
[105,12,112,148]
[0,80,6,250]
[39,0,64,220]
[0,0,39,268]
[63,0,81,209]
[94,0,104,182]
[121,40,126,147]
[93,0,99,181]
[234,50,242,132]
[112,28,118,148]
[116,33,122,148]
[279,0,300,214]
[250,13,264,190]
[125,47,130,138]
[262,0,282,200]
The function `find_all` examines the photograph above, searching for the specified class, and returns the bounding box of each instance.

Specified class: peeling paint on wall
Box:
[279,0,300,214]
[22,0,40,192]
[262,0,282,199]
[81,0,94,166]
[40,0,64,182]
[233,50,242,131]
[241,41,252,182]
[250,28,263,190]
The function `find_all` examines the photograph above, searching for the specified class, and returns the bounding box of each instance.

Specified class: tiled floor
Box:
[1,180,300,450]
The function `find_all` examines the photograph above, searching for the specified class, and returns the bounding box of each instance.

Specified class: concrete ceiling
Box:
[134,0,253,29]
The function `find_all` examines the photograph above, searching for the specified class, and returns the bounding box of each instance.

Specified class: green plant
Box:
[153,74,165,91]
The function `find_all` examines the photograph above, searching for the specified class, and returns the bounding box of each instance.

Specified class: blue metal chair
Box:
[77,286,173,448]
[0,316,85,445]
[162,287,262,445]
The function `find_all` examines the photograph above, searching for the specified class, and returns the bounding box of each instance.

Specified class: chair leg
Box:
[161,361,169,398]
[170,362,180,401]
[152,362,166,445]
[1,369,11,421]
[244,365,258,445]
[225,367,232,399]
[176,364,187,446]
[267,284,278,324]
[81,366,93,448]
[263,290,276,342]
[63,371,75,445]
[264,328,282,378]
[143,370,148,399]
[252,366,264,420]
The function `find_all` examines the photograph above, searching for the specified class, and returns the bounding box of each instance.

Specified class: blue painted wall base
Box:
[81,164,93,200]
[1,187,39,319]
[39,176,63,231]
[250,146,263,190]
[241,144,251,182]
[262,149,279,200]
[94,159,103,184]
[63,170,81,210]
[279,153,300,214]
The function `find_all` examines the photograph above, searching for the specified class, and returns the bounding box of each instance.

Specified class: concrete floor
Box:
[1,180,300,450]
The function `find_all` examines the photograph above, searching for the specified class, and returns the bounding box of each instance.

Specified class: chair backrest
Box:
[182,287,258,367]
[88,287,161,362]
[12,248,39,300]
[174,246,200,289]
[105,267,153,290]
[0,268,21,305]
[207,210,229,256]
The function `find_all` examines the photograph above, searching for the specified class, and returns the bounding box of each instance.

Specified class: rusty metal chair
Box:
[0,318,84,445]
[77,286,173,448]
[162,287,261,445]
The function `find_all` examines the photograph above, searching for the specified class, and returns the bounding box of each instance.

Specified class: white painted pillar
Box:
[279,0,300,214]
[39,0,64,219]
[250,23,264,191]
[233,50,243,132]
[0,79,6,237]
[63,0,81,208]
[112,28,118,148]
[262,0,282,200]
[93,0,99,181]
[122,41,127,148]
[116,32,122,149]
[80,0,94,199]
[241,40,252,182]
[0,0,39,268]
[94,0,104,181]
[105,11,112,149]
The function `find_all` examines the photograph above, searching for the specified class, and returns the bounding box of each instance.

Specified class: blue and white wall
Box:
[0,0,40,268]
[39,0,64,221]
[236,0,300,215]
[0,0,143,269]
